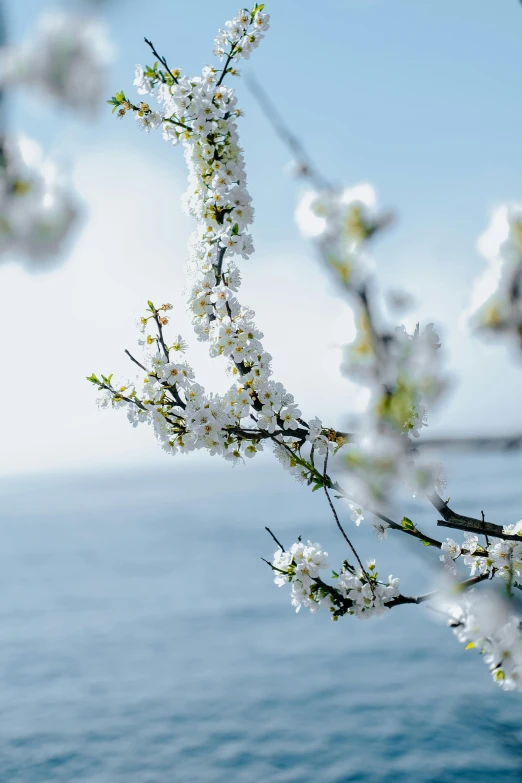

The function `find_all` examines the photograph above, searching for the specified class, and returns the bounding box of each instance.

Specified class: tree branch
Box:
[144,37,179,84]
[431,491,520,541]
[323,451,374,593]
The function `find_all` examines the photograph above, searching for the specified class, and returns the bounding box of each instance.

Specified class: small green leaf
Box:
[231,223,239,236]
[420,539,432,547]
[311,483,322,492]
[401,516,415,531]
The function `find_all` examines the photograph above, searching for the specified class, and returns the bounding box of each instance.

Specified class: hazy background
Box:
[2,2,522,781]
[2,0,522,474]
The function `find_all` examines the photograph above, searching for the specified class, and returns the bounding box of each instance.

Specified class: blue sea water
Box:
[0,453,521,782]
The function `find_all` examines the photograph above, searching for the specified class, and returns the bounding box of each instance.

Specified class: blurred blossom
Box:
[0,136,79,266]
[440,587,522,692]
[467,205,522,348]
[0,9,115,114]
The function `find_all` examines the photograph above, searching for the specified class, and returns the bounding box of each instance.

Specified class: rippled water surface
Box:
[1,454,522,782]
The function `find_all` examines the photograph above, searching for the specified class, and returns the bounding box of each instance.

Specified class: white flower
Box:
[348,502,364,526]
[0,10,114,114]
[440,538,462,575]
[0,135,79,265]
[136,111,162,132]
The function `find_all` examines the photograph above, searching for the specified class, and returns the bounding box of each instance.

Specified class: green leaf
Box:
[420,539,432,547]
[231,223,239,236]
[401,516,415,531]
[311,483,322,492]
[331,571,339,579]
[86,373,100,384]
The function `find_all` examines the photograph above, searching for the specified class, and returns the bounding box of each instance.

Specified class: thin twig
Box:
[152,313,170,362]
[265,526,285,552]
[99,383,146,411]
[124,349,149,375]
[323,451,374,593]
[246,73,330,191]
[216,46,237,88]
[388,573,490,608]
[144,37,179,84]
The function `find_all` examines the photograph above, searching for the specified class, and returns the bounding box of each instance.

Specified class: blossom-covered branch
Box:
[91,4,522,694]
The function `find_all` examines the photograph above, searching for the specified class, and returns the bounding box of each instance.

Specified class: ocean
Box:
[0,452,521,782]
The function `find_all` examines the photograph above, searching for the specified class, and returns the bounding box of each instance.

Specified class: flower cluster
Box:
[272,542,399,619]
[272,540,329,613]
[441,526,522,583]
[91,300,315,464]
[296,186,447,509]
[0,136,78,264]
[0,10,114,113]
[448,589,522,692]
[94,4,522,696]
[213,5,270,60]
[97,6,345,478]
[468,206,522,348]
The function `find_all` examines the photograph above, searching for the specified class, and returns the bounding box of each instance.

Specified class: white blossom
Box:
[0,10,114,114]
[0,136,79,265]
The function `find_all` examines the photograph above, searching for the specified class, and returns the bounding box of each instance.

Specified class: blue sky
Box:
[2,0,522,473]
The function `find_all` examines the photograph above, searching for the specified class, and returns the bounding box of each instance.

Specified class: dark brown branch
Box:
[437,518,521,542]
[99,383,146,411]
[388,573,489,608]
[265,527,285,552]
[216,245,227,277]
[152,312,170,362]
[431,491,519,541]
[144,37,179,84]
[124,349,149,375]
[216,46,237,88]
[125,348,186,410]
[388,592,436,607]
